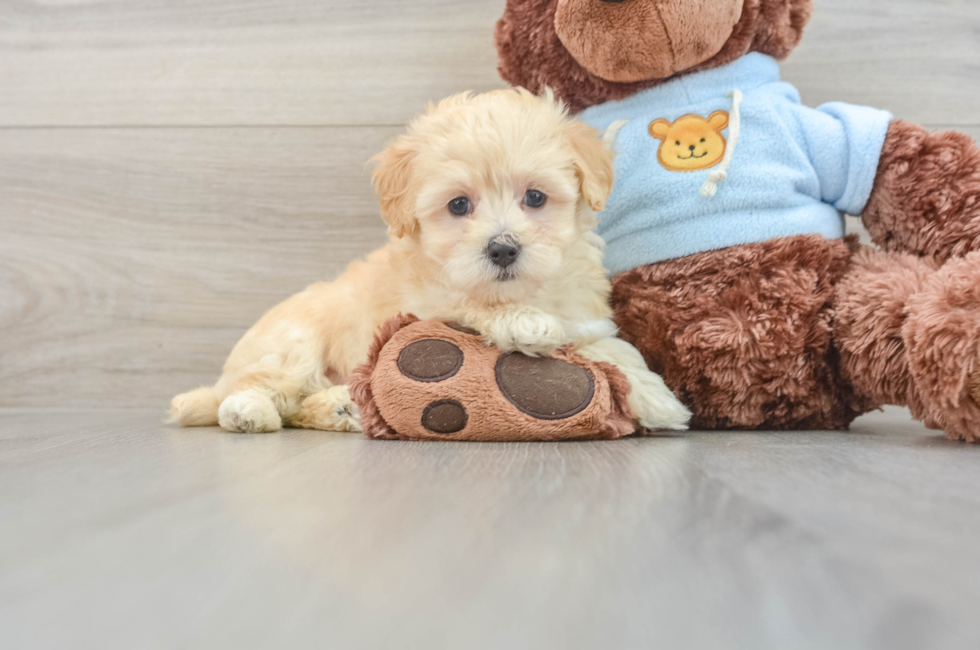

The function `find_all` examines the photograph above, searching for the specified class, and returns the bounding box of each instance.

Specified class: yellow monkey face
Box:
[648,111,730,172]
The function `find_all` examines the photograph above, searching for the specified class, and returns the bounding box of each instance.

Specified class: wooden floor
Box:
[3,0,980,646]
[1,407,979,649]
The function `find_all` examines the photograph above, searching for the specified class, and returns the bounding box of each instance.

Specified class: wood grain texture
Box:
[1,406,979,649]
[0,0,508,127]
[1,0,979,127]
[783,0,980,125]
[0,127,392,407]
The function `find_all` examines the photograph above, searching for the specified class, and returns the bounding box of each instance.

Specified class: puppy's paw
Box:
[483,307,566,357]
[291,385,362,433]
[629,369,691,431]
[218,390,283,433]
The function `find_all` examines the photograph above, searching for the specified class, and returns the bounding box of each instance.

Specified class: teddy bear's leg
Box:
[834,246,938,416]
[863,121,980,263]
[611,235,861,430]
[903,253,980,441]
[835,245,980,441]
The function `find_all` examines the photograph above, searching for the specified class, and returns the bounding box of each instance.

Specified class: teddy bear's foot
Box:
[348,315,639,441]
[905,252,980,443]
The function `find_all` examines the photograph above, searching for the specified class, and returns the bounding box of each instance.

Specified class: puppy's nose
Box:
[487,241,520,269]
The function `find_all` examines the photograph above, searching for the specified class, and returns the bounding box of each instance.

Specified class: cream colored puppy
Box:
[171,89,690,434]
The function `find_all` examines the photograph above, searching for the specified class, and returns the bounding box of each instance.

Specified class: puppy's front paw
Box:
[291,385,363,433]
[629,369,691,431]
[483,308,566,357]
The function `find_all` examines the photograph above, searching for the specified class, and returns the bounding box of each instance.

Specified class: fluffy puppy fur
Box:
[170,89,690,434]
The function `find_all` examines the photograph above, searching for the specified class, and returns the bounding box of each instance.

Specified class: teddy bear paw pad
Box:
[397,339,463,382]
[495,353,595,420]
[421,399,469,434]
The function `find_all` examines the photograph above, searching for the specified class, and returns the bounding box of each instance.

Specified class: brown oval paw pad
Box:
[422,399,468,433]
[495,353,594,419]
[397,339,463,382]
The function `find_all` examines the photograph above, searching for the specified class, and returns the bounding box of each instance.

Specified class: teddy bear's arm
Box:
[862,120,980,263]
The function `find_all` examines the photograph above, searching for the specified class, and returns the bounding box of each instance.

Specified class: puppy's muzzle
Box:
[487,239,521,269]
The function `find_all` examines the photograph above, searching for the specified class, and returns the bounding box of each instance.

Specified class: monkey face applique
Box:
[649,111,730,172]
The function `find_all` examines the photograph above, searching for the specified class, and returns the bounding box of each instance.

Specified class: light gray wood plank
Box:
[0,0,508,127]
[785,0,980,124]
[0,407,978,649]
[0,127,393,408]
[0,0,978,127]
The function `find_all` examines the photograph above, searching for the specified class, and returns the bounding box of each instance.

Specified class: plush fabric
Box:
[864,120,980,264]
[612,236,980,439]
[349,316,637,442]
[833,245,938,415]
[496,0,813,114]
[554,0,744,83]
[611,234,860,430]
[834,246,980,443]
[580,53,892,272]
[903,254,980,442]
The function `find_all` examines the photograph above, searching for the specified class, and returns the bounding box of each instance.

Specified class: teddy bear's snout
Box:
[554,0,745,83]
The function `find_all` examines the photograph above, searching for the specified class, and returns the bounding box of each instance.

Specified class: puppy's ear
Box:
[565,119,616,214]
[371,140,419,238]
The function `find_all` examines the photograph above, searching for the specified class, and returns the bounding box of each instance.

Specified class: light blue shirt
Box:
[580,53,893,275]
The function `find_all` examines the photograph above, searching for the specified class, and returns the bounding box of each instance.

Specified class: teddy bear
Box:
[494,0,980,441]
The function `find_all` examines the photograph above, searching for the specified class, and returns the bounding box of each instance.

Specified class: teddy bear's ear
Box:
[648,119,671,141]
[564,119,615,214]
[371,139,419,239]
[708,110,730,132]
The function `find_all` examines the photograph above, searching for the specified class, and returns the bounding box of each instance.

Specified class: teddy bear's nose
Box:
[689,145,697,151]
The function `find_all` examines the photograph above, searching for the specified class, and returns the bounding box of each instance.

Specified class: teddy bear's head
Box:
[495,0,813,113]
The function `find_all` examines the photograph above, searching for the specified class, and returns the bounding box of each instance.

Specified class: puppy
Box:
[170,89,690,434]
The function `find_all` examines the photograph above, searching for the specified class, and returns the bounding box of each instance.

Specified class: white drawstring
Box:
[603,119,630,147]
[701,89,743,198]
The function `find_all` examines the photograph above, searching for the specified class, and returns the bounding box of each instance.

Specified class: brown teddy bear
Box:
[495,0,980,441]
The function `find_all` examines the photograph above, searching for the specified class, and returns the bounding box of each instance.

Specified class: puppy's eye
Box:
[448,196,472,217]
[524,189,547,209]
